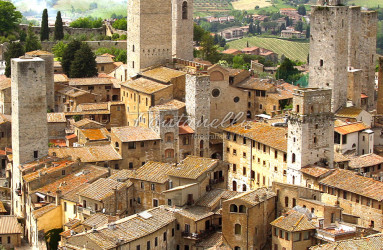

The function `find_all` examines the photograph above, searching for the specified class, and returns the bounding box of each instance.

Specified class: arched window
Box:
[239,205,246,213]
[230,204,238,212]
[234,247,241,250]
[234,224,241,235]
[292,153,296,163]
[165,149,174,158]
[242,184,247,192]
[182,1,188,19]
[165,132,174,143]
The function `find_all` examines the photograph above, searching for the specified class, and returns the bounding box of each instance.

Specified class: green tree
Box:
[52,41,67,61]
[295,21,303,32]
[0,0,22,37]
[40,9,49,41]
[112,18,127,30]
[193,23,207,44]
[61,40,82,75]
[70,17,102,28]
[233,55,245,69]
[279,23,286,33]
[297,5,307,16]
[4,42,25,77]
[276,57,300,83]
[200,33,219,63]
[306,25,310,38]
[45,228,63,250]
[69,43,98,78]
[25,24,41,52]
[54,11,64,40]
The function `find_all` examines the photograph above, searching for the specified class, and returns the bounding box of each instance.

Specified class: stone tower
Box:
[127,0,172,77]
[11,57,48,217]
[172,0,194,60]
[309,3,349,112]
[378,57,383,114]
[25,51,55,111]
[287,88,334,186]
[185,74,210,158]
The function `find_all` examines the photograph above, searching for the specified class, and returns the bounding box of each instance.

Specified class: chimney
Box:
[377,57,383,114]
[55,188,62,206]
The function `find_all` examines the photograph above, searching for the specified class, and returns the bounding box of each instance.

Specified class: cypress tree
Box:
[54,11,64,40]
[4,42,25,77]
[25,24,42,52]
[69,43,98,78]
[40,9,49,41]
[61,40,82,75]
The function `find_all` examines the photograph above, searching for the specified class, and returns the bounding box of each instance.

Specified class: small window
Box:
[129,162,133,169]
[151,184,155,191]
[235,224,242,235]
[292,153,296,163]
[230,204,238,212]
[34,151,38,159]
[320,59,323,67]
[239,205,246,213]
[234,97,240,103]
[62,170,65,175]
[163,231,167,241]
[147,241,150,250]
[182,1,188,19]
[64,202,67,212]
[140,182,144,189]
[243,167,246,175]
[212,88,220,97]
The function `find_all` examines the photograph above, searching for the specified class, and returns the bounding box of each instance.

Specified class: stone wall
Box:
[19,24,106,38]
[172,0,194,60]
[40,40,127,52]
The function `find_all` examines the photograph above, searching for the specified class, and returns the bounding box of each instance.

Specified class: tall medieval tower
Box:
[185,74,210,158]
[127,0,173,77]
[309,0,349,113]
[287,88,334,186]
[172,0,194,60]
[11,57,48,217]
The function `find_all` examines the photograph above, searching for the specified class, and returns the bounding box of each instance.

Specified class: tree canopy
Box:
[61,40,82,75]
[0,0,22,37]
[4,42,25,77]
[70,17,103,29]
[25,24,42,52]
[40,9,49,41]
[54,11,64,40]
[298,5,307,16]
[200,33,220,64]
[276,57,301,84]
[112,18,127,30]
[69,43,98,78]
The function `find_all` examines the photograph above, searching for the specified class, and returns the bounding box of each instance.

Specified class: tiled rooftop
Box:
[336,107,363,118]
[25,50,53,56]
[130,161,175,183]
[79,178,127,201]
[224,121,287,152]
[62,183,90,203]
[77,103,109,112]
[111,126,160,142]
[226,187,276,206]
[300,166,332,178]
[69,77,117,86]
[73,118,104,128]
[236,78,274,91]
[320,169,383,201]
[81,128,109,141]
[169,156,219,180]
[141,66,186,83]
[195,232,223,248]
[0,215,22,234]
[348,154,383,169]
[49,145,122,163]
[270,209,316,232]
[121,77,171,94]
[0,201,6,213]
[22,160,74,183]
[334,122,369,135]
[310,233,383,250]
[174,206,214,221]
[54,74,68,83]
[32,204,59,219]
[57,86,92,98]
[96,56,115,64]
[196,189,239,208]
[82,213,115,228]
[151,99,186,111]
[0,78,11,90]
[47,113,66,123]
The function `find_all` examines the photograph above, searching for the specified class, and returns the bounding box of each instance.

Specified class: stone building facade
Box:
[11,57,48,218]
[172,0,194,60]
[287,89,334,186]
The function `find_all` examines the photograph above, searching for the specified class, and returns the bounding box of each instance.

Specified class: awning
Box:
[36,193,46,199]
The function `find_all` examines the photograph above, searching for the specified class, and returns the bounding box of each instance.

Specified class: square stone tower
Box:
[309,4,349,113]
[185,74,210,158]
[287,88,334,186]
[172,0,194,60]
[11,57,48,217]
[25,51,55,112]
[127,0,173,77]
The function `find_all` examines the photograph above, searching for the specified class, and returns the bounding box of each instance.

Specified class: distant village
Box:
[0,0,383,249]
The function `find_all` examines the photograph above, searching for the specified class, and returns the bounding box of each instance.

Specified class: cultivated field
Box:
[346,0,383,8]
[232,0,272,10]
[228,36,310,62]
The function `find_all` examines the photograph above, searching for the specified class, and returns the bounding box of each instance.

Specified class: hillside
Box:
[228,36,310,62]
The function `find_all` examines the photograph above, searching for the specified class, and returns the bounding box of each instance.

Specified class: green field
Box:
[228,36,309,62]
[346,0,383,8]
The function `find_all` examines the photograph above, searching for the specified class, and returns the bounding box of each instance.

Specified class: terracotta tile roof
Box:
[62,183,90,203]
[334,122,369,135]
[310,233,383,249]
[47,113,66,123]
[300,166,332,178]
[169,156,219,180]
[175,206,214,221]
[179,124,194,135]
[121,78,171,94]
[224,121,287,152]
[57,86,92,98]
[66,134,77,140]
[195,232,223,248]
[0,78,11,90]
[0,201,6,213]
[23,160,74,183]
[54,74,68,83]
[141,66,186,83]
[270,209,316,232]
[26,50,53,56]
[49,145,122,163]
[241,46,259,52]
[65,110,110,116]
[81,128,109,141]
[130,161,175,183]
[73,118,104,128]
[0,216,22,234]
[109,169,134,182]
[334,152,350,162]
[60,225,86,238]
[96,56,115,64]
[222,49,241,55]
[151,99,186,111]
[69,77,116,86]
[32,204,59,219]
[64,218,81,228]
[77,103,109,111]
[236,78,274,90]
[79,178,127,201]
[269,82,298,100]
[111,126,160,142]
[34,165,108,196]
[0,114,11,124]
[361,93,368,99]
[82,213,116,228]
[348,154,383,169]
[320,169,383,201]
[196,189,239,208]
[226,187,276,206]
[336,107,363,118]
[47,139,66,147]
[65,207,176,248]
[101,53,115,58]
